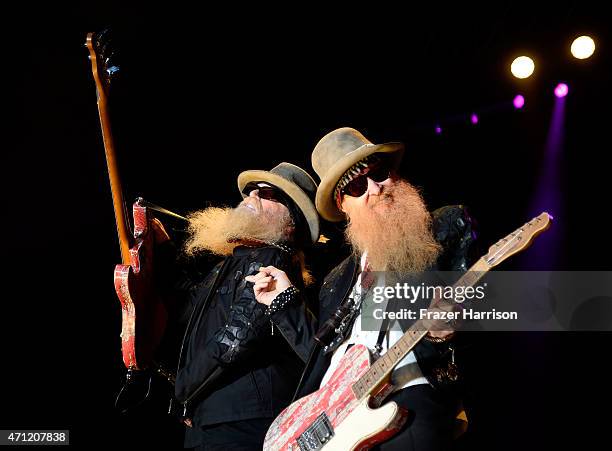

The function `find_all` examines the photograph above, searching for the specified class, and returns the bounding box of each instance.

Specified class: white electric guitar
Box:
[264,212,552,451]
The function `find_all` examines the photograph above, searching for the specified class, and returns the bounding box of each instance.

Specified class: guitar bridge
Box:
[296,412,335,451]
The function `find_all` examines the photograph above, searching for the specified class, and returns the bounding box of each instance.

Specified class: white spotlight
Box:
[571,36,595,59]
[511,56,535,79]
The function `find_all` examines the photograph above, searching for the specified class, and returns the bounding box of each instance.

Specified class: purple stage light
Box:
[513,94,525,109]
[470,113,479,124]
[435,125,442,134]
[554,83,569,98]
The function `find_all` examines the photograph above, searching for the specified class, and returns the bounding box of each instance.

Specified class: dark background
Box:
[4,2,611,450]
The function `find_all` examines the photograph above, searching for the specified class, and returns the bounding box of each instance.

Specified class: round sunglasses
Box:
[341,164,393,198]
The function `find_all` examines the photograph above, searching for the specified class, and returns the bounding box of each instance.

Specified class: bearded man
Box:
[249,128,476,450]
[159,162,319,450]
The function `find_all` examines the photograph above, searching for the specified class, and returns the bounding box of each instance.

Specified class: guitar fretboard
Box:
[351,257,491,400]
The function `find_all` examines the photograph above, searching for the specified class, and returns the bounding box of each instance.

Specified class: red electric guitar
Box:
[264,212,552,451]
[85,30,185,375]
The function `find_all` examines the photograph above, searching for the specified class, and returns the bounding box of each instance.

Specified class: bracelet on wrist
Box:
[266,286,299,316]
[423,331,455,343]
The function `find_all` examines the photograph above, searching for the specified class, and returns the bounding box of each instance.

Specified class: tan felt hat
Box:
[237,162,320,243]
[311,127,404,222]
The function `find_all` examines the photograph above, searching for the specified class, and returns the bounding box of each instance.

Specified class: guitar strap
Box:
[374,298,393,356]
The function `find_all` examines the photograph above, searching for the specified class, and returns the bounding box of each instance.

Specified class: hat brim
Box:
[237,170,320,243]
[315,142,405,222]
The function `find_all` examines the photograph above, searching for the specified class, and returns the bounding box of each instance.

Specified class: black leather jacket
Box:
[294,205,477,399]
[172,245,316,443]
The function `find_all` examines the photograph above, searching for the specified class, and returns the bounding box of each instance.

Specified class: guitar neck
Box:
[86,32,132,265]
[351,257,491,400]
[97,96,132,264]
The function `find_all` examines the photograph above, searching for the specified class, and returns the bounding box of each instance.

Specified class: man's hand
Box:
[245,266,292,306]
[425,296,457,340]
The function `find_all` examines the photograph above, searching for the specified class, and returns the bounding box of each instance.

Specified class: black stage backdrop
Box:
[4,3,611,450]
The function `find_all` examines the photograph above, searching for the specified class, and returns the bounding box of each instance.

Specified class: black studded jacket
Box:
[172,245,316,443]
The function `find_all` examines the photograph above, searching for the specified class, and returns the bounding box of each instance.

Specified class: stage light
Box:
[554,83,568,98]
[470,113,479,124]
[571,36,595,59]
[435,125,442,134]
[513,94,525,109]
[511,56,535,79]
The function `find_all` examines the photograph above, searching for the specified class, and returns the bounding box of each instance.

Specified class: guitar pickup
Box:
[296,412,335,451]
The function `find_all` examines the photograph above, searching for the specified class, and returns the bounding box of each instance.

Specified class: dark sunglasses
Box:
[242,182,289,205]
[341,164,393,198]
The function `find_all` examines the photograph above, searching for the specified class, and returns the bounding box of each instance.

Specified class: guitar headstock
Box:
[484,212,552,268]
[85,29,120,101]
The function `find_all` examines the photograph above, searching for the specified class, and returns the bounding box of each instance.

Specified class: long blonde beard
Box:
[344,179,442,272]
[183,205,292,257]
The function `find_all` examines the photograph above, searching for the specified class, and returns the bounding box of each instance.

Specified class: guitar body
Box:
[264,344,407,451]
[114,200,168,370]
